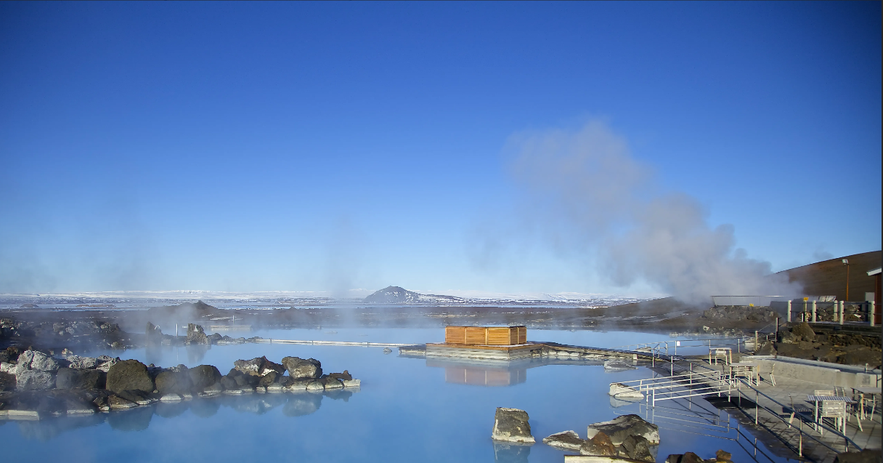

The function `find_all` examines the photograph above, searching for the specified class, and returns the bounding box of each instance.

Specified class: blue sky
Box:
[1,2,880,299]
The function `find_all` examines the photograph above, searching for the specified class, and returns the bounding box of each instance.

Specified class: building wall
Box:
[780,250,882,301]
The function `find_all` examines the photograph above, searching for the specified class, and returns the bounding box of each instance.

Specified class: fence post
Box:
[798,418,803,457]
[786,300,792,322]
[870,301,876,327]
[839,301,845,325]
[812,301,817,323]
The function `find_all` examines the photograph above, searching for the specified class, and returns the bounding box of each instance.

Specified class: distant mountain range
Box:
[0,287,646,309]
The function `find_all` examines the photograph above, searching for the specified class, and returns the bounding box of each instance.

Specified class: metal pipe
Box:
[787,300,792,322]
[812,301,817,322]
[871,301,876,327]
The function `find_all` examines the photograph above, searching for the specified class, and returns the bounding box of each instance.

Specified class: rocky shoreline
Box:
[0,347,359,420]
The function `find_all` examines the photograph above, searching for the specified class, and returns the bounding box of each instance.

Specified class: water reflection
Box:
[424,356,609,387]
[427,359,528,387]
[8,390,357,440]
[16,414,104,441]
[283,394,322,416]
[493,442,531,463]
[107,406,154,432]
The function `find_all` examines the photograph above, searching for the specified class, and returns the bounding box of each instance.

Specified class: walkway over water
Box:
[612,356,881,463]
[252,338,410,348]
[249,337,677,361]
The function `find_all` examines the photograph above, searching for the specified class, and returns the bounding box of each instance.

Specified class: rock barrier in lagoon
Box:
[0,347,359,420]
[541,414,659,462]
[542,415,755,463]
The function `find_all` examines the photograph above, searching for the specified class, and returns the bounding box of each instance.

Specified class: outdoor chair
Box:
[709,347,731,365]
[786,396,813,428]
[812,389,846,434]
[762,363,777,386]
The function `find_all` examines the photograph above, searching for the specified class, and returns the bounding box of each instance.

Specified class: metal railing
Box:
[616,337,749,358]
[638,399,779,463]
[613,356,865,459]
[727,376,862,456]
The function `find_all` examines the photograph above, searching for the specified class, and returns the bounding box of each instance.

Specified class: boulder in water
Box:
[491,407,535,444]
[587,414,659,446]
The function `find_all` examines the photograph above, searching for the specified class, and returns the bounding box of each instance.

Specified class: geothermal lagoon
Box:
[0,328,790,463]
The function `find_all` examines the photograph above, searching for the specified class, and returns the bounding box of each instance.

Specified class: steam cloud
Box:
[504,120,800,304]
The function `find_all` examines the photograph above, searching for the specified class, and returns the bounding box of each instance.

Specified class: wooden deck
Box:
[425,342,545,360]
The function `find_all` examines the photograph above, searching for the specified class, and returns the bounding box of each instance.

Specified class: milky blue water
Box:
[0,329,791,463]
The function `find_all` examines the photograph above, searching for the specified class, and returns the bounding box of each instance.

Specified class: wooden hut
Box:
[444,326,527,346]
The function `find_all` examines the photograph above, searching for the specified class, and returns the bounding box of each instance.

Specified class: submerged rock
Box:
[580,431,617,456]
[543,430,584,451]
[491,407,535,444]
[620,435,656,462]
[587,414,659,446]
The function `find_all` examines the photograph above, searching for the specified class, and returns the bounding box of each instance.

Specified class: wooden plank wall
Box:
[445,326,466,344]
[465,327,487,345]
[487,327,512,345]
[516,326,526,344]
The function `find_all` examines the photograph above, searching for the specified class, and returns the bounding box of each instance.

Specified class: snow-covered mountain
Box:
[363,286,467,304]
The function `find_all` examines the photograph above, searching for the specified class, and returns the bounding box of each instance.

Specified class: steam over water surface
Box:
[1,328,790,462]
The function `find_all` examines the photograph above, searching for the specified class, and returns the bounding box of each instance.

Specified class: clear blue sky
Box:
[1,2,880,299]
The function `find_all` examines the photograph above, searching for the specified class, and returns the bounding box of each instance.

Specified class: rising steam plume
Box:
[505,120,801,305]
